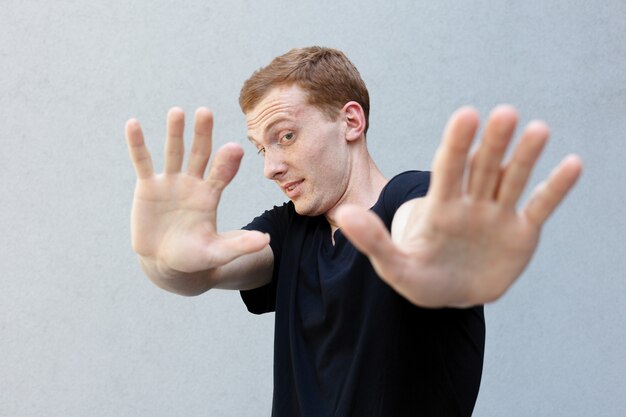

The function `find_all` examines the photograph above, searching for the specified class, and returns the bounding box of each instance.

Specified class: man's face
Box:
[246,84,353,217]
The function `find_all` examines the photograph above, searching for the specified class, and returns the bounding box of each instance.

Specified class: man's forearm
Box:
[138,256,216,297]
[136,240,274,296]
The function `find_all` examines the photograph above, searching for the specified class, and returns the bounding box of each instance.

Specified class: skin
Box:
[338,107,583,307]
[245,84,387,230]
[125,84,582,306]
[125,108,273,294]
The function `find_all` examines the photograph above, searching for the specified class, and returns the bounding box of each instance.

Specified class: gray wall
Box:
[1,1,624,416]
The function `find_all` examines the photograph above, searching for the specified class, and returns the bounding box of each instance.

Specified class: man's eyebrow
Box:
[247,116,294,143]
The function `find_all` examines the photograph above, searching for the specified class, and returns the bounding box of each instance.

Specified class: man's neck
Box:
[325,156,388,235]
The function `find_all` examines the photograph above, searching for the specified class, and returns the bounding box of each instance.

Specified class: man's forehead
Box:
[245,85,308,131]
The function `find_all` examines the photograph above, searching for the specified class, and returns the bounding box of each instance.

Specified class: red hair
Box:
[239,46,370,134]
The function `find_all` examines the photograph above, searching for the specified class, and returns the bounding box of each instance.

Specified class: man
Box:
[125,47,582,416]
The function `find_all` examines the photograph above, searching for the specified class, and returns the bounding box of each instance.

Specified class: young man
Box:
[125,47,582,416]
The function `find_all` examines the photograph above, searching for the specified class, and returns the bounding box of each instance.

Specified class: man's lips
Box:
[281,179,304,196]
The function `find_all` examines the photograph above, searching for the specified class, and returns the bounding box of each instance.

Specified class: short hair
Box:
[239,46,370,134]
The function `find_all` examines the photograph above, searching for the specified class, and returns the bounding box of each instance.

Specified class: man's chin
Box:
[292,200,323,217]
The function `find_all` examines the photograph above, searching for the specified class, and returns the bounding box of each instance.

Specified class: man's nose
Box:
[263,149,287,180]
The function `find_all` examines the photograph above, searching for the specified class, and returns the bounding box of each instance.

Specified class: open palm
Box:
[126,108,268,277]
[337,106,582,307]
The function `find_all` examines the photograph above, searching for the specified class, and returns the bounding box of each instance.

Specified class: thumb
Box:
[336,205,403,282]
[206,230,270,266]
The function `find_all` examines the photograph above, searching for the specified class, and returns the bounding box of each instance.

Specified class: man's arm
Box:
[125,107,273,296]
[337,105,583,308]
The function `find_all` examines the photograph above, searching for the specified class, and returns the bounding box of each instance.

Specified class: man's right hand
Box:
[125,107,270,294]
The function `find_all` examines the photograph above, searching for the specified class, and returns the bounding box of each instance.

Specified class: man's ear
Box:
[342,101,366,142]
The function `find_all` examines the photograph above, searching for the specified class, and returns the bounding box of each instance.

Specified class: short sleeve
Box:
[240,202,292,314]
[379,171,431,228]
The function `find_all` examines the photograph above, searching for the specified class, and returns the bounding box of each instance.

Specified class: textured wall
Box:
[1,1,624,416]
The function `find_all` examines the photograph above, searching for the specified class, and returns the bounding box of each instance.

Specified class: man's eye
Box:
[281,133,294,142]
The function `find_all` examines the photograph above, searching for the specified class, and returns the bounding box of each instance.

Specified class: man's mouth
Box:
[282,180,304,196]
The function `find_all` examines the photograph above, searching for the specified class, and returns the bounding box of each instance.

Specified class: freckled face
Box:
[246,85,352,216]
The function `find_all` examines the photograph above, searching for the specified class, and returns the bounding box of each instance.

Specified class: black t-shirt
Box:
[241,171,485,417]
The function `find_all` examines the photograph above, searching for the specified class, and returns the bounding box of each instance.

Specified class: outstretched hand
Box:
[125,108,269,279]
[336,106,583,308]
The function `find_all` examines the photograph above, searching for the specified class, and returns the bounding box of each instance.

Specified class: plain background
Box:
[1,1,625,416]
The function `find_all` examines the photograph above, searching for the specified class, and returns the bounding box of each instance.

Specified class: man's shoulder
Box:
[243,201,293,233]
[370,170,430,228]
[386,170,431,190]
[381,170,431,204]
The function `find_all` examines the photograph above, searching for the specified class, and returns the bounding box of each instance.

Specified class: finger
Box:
[125,118,154,179]
[164,107,185,174]
[523,155,583,226]
[467,105,517,200]
[429,107,480,201]
[336,205,404,284]
[205,142,245,203]
[497,121,549,207]
[207,230,271,267]
[187,107,214,178]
